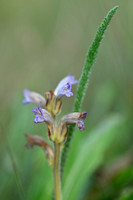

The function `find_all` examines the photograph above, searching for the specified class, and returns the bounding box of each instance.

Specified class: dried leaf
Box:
[25,134,54,167]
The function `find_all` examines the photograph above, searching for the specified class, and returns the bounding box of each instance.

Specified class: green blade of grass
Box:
[61,6,119,176]
[118,190,133,200]
[63,114,123,200]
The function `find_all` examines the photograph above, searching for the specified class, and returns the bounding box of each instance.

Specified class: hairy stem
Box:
[54,142,62,200]
[61,6,119,177]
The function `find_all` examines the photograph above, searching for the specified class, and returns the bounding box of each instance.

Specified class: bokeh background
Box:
[1,0,133,199]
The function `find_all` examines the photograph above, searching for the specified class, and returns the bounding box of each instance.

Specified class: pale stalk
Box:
[53,142,62,200]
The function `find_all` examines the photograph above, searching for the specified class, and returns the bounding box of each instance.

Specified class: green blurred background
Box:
[1,0,133,200]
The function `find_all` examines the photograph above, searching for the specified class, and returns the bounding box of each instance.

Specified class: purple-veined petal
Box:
[77,120,85,131]
[32,106,45,123]
[54,74,78,98]
[34,116,45,123]
[58,83,73,97]
[32,107,39,115]
[32,106,53,124]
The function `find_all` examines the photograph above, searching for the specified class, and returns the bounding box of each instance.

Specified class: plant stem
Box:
[54,142,62,200]
[61,5,119,177]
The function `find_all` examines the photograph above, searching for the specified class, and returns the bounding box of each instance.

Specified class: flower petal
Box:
[34,116,45,123]
[23,89,46,107]
[32,106,53,124]
[54,74,78,98]
[32,107,39,115]
[77,120,85,131]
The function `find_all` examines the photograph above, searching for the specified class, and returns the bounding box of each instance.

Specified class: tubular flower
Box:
[32,106,53,124]
[23,89,46,108]
[45,74,78,115]
[54,74,78,98]
[60,112,87,131]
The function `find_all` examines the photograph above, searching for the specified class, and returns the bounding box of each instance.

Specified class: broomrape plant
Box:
[23,6,118,200]
[23,74,87,200]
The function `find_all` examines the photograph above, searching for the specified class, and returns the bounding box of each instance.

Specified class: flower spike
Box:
[23,74,87,163]
[54,74,78,98]
[23,89,46,108]
[23,73,87,199]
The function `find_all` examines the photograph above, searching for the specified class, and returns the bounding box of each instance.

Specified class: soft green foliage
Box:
[1,100,53,200]
[61,6,119,175]
[92,165,133,200]
[62,115,123,200]
[119,191,133,200]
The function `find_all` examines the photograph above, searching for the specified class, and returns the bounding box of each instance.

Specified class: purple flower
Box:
[32,106,53,124]
[23,89,46,107]
[77,121,85,131]
[80,112,87,121]
[32,106,45,123]
[54,74,78,98]
[78,112,87,130]
[60,112,87,131]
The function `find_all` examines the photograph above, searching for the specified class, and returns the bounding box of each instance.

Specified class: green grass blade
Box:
[61,6,119,175]
[118,190,133,200]
[62,114,123,200]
